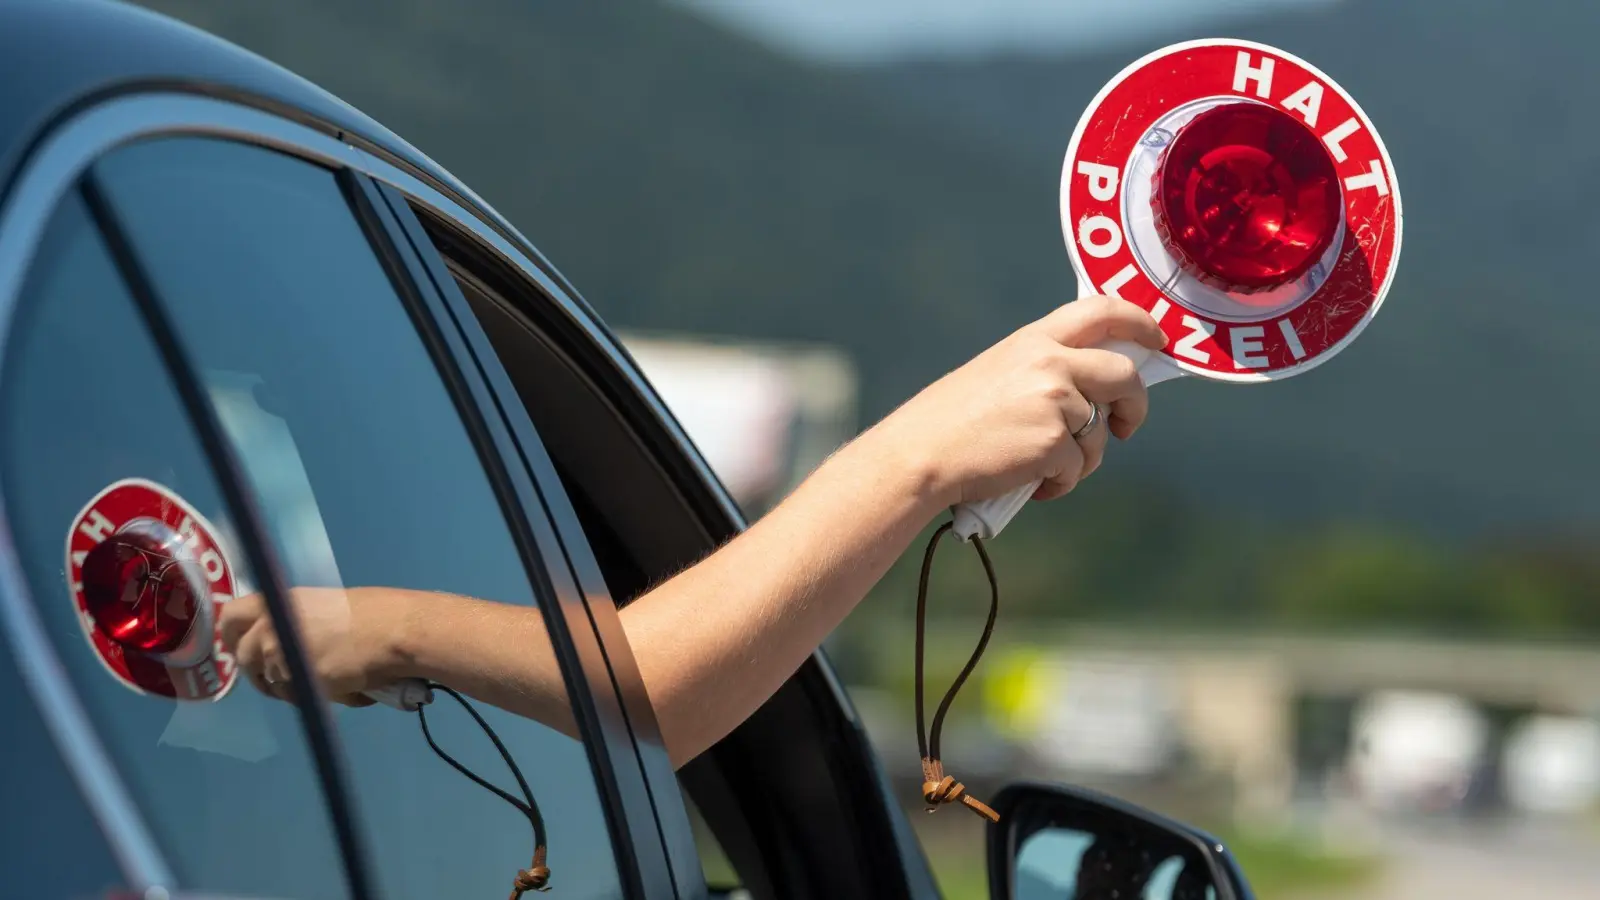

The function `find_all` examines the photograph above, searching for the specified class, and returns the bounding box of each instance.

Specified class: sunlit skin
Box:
[220,296,1166,768]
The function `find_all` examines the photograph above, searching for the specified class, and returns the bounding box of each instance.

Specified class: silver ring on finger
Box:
[1071,402,1102,441]
[247,671,275,695]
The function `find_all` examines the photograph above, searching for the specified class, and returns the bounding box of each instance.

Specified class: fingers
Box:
[261,643,292,688]
[240,628,285,685]
[1060,347,1150,440]
[222,591,372,708]
[1035,295,1167,352]
[221,593,295,695]
[1033,480,1071,502]
[1027,339,1144,501]
[244,665,292,702]
[1034,448,1085,501]
[227,607,372,708]
[1074,401,1110,478]
[244,668,278,699]
[222,594,286,699]
[232,618,266,682]
[1034,398,1090,501]
[218,592,264,655]
[232,614,302,704]
[1057,390,1108,479]
[1034,396,1106,501]
[233,619,283,701]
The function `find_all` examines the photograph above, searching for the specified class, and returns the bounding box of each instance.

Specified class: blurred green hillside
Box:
[867,0,1600,537]
[127,0,1600,637]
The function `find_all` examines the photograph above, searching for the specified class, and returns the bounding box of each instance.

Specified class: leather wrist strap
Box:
[914,520,1001,823]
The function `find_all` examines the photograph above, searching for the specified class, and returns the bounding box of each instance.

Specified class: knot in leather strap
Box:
[922,774,964,806]
[921,758,999,822]
[509,846,551,897]
[510,866,551,897]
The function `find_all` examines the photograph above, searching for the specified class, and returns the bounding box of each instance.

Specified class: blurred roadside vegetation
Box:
[845,473,1600,648]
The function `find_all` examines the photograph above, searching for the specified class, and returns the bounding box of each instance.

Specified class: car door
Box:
[0,96,678,899]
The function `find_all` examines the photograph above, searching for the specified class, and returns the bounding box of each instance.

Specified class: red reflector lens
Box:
[1154,102,1341,292]
[80,522,201,657]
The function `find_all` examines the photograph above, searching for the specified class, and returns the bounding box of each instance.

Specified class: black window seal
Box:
[376,191,704,899]
[77,169,379,900]
[349,173,673,899]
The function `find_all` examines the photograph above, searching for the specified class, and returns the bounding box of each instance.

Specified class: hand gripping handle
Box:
[950,339,1158,542]
[363,677,434,711]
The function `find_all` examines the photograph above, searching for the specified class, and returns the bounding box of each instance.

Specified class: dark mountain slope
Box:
[126,0,1599,534]
[867,0,1600,532]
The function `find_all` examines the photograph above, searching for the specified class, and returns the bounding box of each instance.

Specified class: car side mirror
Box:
[987,782,1255,900]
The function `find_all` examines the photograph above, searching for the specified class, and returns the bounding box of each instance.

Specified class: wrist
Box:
[839,422,952,518]
[366,586,426,683]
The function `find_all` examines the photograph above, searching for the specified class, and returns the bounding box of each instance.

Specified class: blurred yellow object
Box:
[983,645,1055,738]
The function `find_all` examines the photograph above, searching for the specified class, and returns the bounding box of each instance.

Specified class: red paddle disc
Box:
[1062,39,1402,381]
[65,478,238,701]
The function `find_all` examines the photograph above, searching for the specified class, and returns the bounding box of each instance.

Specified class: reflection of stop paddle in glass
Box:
[70,477,431,710]
[81,518,216,669]
[953,39,1403,541]
[81,519,432,708]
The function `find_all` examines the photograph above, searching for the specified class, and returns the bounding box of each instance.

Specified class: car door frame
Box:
[0,90,679,899]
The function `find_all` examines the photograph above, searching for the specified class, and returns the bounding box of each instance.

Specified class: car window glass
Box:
[0,192,350,898]
[91,136,623,900]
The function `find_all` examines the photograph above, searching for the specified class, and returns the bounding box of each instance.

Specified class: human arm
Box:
[223,296,1166,767]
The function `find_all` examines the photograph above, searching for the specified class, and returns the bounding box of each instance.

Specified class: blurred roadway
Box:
[1319,820,1600,900]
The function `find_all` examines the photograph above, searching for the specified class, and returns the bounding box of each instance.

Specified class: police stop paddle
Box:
[952,39,1403,542]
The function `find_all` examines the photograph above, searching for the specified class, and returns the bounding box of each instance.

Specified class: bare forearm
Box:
[256,298,1160,771]
[622,432,943,765]
[387,432,943,767]
[386,589,577,739]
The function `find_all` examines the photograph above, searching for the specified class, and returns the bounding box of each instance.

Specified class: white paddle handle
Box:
[364,678,433,712]
[951,339,1158,542]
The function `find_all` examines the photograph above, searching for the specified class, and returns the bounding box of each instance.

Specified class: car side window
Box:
[1,192,351,898]
[86,137,627,900]
[0,625,124,897]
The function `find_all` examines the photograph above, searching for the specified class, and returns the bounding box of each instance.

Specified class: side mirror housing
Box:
[987,782,1255,899]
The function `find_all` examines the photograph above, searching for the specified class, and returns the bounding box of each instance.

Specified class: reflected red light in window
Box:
[1154,102,1342,293]
[80,522,200,657]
